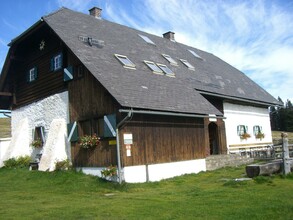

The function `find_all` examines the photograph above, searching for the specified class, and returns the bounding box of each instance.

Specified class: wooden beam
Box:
[0,92,13,96]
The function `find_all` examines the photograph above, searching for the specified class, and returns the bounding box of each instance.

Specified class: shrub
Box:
[101,165,117,178]
[55,159,71,171]
[4,155,31,168]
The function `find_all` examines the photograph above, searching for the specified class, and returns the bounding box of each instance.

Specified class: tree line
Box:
[270,97,293,132]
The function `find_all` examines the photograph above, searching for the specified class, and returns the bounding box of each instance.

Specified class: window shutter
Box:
[64,66,73,82]
[60,53,63,68]
[26,70,30,83]
[237,125,240,135]
[50,57,54,71]
[34,67,38,80]
[104,114,116,137]
[67,122,78,142]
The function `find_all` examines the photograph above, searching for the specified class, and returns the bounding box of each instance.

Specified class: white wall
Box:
[11,91,69,143]
[124,159,206,183]
[0,138,11,167]
[223,102,273,152]
[0,91,70,168]
[77,159,206,183]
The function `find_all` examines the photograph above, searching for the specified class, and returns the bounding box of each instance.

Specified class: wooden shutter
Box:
[67,122,78,142]
[103,114,116,137]
[50,57,54,71]
[64,66,73,82]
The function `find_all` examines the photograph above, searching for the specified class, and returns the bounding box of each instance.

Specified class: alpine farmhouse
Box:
[0,7,281,182]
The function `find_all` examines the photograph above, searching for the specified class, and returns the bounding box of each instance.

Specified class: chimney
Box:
[89,7,102,19]
[163,31,175,41]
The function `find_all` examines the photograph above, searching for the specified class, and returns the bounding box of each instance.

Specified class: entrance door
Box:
[208,122,219,155]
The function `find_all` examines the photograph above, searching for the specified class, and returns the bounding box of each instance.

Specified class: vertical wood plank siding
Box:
[120,114,207,167]
[68,55,120,167]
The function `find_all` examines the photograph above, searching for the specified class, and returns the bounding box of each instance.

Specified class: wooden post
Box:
[282,132,291,175]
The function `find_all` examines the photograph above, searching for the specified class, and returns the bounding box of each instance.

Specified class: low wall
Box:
[206,154,254,171]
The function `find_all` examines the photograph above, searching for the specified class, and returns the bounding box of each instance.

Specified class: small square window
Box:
[27,67,38,83]
[180,59,195,70]
[138,34,155,45]
[237,125,248,136]
[157,64,175,77]
[114,54,136,69]
[162,54,178,66]
[144,61,163,74]
[253,125,262,135]
[50,53,63,71]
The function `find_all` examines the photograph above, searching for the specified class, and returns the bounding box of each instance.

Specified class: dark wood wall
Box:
[119,114,207,167]
[11,24,66,108]
[67,56,120,167]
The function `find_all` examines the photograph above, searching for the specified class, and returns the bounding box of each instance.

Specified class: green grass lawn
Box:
[0,117,11,138]
[0,167,292,219]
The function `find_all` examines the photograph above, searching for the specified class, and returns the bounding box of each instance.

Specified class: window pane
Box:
[145,61,162,73]
[138,34,155,45]
[158,64,174,75]
[162,54,177,65]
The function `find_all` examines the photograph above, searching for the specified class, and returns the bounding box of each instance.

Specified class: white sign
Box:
[123,133,133,145]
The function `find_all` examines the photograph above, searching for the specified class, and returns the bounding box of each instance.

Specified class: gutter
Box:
[119,109,226,119]
[116,109,133,184]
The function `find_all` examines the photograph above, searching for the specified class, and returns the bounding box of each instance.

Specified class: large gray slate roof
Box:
[43,8,279,115]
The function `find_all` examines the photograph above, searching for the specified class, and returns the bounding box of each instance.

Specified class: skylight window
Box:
[138,34,155,45]
[188,49,202,59]
[180,59,195,70]
[157,64,175,77]
[162,54,178,66]
[114,54,136,69]
[144,61,163,74]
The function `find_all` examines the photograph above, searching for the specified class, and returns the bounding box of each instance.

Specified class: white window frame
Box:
[157,63,175,77]
[29,67,36,82]
[114,54,136,69]
[180,59,195,70]
[253,125,262,136]
[54,54,62,70]
[162,54,178,66]
[144,61,163,74]
[237,125,248,136]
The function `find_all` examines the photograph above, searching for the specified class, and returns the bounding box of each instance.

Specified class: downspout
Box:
[116,109,133,184]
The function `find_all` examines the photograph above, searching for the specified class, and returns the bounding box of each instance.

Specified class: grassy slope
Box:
[0,167,292,219]
[0,118,11,138]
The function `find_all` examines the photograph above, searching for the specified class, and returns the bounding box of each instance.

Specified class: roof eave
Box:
[198,90,282,107]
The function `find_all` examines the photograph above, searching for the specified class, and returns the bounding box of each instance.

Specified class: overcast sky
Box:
[0,0,292,106]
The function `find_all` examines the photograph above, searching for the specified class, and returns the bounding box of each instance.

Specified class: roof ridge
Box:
[42,7,68,19]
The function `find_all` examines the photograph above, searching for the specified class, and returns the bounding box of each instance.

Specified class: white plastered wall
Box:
[0,91,70,168]
[223,102,273,153]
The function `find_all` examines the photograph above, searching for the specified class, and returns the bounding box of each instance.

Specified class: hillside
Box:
[0,118,11,138]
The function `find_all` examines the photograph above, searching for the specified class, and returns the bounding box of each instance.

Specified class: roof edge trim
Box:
[197,90,282,107]
[119,109,226,119]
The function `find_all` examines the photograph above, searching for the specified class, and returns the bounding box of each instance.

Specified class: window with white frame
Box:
[253,125,262,135]
[27,67,38,83]
[50,53,63,71]
[162,54,178,66]
[237,125,248,136]
[157,63,175,77]
[144,61,163,74]
[114,54,136,69]
[180,59,195,70]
